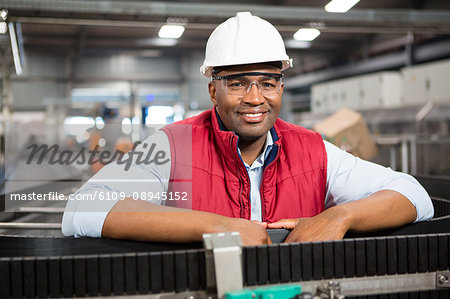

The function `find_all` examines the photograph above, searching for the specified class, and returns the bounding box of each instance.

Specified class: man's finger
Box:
[267,219,298,229]
[251,221,268,228]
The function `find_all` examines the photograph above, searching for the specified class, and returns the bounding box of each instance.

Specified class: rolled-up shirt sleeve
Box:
[61,130,171,237]
[324,140,434,222]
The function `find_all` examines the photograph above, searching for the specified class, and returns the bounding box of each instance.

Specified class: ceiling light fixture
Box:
[0,9,7,21]
[325,0,360,13]
[0,8,7,34]
[9,22,22,75]
[158,24,185,39]
[0,22,6,34]
[293,28,321,41]
[285,39,312,49]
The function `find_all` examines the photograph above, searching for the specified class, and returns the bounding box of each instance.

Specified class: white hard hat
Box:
[200,12,293,78]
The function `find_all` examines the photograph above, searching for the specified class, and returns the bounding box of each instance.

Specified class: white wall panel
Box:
[402,58,450,105]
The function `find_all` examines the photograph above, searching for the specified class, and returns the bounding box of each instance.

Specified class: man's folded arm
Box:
[100,198,272,245]
[268,141,434,242]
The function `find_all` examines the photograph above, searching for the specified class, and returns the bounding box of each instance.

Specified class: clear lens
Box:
[220,75,282,96]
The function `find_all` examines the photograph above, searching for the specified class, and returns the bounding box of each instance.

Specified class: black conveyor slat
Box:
[268,245,280,284]
[355,239,365,277]
[198,250,206,290]
[312,242,323,280]
[399,292,408,299]
[99,255,112,296]
[409,291,419,299]
[438,289,450,299]
[344,239,355,277]
[11,258,22,298]
[154,252,166,293]
[290,244,301,281]
[244,247,256,286]
[137,253,149,294]
[334,241,345,278]
[61,256,74,297]
[0,259,10,298]
[301,243,312,280]
[397,236,408,274]
[257,246,268,284]
[48,256,61,297]
[407,237,418,273]
[35,257,48,298]
[429,290,439,299]
[279,244,291,283]
[74,256,86,297]
[438,235,448,270]
[112,255,125,295]
[418,236,428,272]
[377,238,387,275]
[23,257,35,298]
[428,235,438,272]
[125,253,137,295]
[366,239,376,276]
[150,252,162,293]
[323,241,334,279]
[174,251,187,292]
[162,252,174,292]
[387,237,398,275]
[187,250,200,290]
[86,255,99,296]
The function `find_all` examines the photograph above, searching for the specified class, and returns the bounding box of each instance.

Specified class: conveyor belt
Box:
[0,233,449,297]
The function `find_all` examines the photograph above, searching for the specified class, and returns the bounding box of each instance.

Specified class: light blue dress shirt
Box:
[62,130,434,237]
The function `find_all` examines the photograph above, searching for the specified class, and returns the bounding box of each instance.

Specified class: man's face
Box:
[208,64,283,143]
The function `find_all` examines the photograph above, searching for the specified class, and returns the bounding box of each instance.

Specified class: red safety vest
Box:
[161,109,326,222]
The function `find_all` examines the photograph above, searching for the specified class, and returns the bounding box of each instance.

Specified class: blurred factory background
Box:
[0,0,449,235]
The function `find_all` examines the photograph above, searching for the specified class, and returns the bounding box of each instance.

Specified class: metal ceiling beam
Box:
[1,0,450,26]
[11,17,450,34]
[284,39,450,90]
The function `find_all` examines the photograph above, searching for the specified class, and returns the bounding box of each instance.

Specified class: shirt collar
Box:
[239,131,274,168]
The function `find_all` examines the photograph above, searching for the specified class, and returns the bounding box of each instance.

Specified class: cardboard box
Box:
[313,108,378,160]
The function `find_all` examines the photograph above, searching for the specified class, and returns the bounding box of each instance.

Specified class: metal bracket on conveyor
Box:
[203,232,243,299]
[437,271,450,288]
[315,281,345,299]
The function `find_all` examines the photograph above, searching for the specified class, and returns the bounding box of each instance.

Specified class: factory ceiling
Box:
[0,0,449,90]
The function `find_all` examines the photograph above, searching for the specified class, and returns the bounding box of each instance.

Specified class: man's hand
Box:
[267,206,350,242]
[217,218,271,246]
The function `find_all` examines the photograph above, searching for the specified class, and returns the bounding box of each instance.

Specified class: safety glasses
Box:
[212,72,283,96]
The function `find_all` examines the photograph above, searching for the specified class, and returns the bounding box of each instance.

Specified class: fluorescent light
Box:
[293,28,321,42]
[158,24,185,39]
[285,39,311,49]
[325,0,360,13]
[0,22,6,34]
[0,9,7,21]
[153,38,178,47]
[8,22,22,76]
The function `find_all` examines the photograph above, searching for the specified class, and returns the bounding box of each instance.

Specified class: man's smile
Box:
[237,110,268,123]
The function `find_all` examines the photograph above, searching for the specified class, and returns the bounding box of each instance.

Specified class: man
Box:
[62,12,433,245]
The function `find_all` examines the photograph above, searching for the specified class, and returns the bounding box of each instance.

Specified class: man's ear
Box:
[208,82,217,107]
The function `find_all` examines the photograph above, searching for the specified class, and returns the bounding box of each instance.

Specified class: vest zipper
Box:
[260,144,281,223]
[230,135,245,219]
